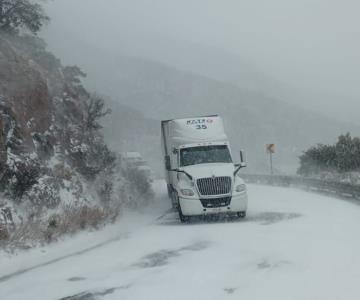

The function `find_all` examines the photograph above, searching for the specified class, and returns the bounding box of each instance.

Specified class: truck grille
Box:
[200,197,232,208]
[197,176,232,196]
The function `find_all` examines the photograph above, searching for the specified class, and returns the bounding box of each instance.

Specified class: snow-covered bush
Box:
[298,133,360,176]
[0,205,12,241]
[123,167,155,207]
[43,204,113,243]
[0,226,9,240]
[93,155,155,211]
[0,202,121,250]
[22,175,61,208]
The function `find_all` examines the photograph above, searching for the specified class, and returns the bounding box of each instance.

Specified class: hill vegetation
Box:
[0,1,152,250]
[298,133,360,182]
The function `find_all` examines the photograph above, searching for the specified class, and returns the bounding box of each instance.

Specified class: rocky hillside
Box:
[0,37,50,161]
[0,33,152,248]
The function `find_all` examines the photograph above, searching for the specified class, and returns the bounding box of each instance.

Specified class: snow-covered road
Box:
[2,181,360,300]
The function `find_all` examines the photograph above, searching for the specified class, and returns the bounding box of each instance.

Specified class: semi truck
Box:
[161,115,248,222]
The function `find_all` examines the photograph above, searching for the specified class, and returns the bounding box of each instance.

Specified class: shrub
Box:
[298,133,360,175]
[0,225,9,240]
[2,203,120,250]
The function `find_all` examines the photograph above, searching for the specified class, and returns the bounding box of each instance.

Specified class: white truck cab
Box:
[161,115,248,222]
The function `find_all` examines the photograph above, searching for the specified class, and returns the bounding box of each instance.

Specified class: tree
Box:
[85,94,112,131]
[335,133,360,171]
[65,94,113,179]
[63,65,87,85]
[0,0,49,34]
[63,65,89,97]
[298,144,336,175]
[298,133,360,175]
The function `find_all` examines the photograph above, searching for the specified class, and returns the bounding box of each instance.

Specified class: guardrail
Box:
[241,174,360,201]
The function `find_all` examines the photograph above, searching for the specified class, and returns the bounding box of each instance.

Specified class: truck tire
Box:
[167,184,172,198]
[178,206,190,223]
[237,211,246,218]
[170,189,179,210]
[173,192,189,223]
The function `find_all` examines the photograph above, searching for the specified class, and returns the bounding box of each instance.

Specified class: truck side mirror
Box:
[165,155,171,171]
[239,150,247,168]
[234,150,247,176]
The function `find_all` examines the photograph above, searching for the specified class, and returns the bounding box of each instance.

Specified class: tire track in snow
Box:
[0,233,128,284]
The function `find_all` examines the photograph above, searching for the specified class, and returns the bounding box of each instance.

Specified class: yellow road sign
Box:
[266,144,276,154]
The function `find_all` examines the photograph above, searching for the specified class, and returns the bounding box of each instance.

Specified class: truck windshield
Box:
[180,145,232,167]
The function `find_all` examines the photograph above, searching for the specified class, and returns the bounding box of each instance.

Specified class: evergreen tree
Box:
[85,94,112,131]
[0,0,49,34]
[298,133,360,175]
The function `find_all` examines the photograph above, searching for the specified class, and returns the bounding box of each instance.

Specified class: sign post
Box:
[266,144,276,175]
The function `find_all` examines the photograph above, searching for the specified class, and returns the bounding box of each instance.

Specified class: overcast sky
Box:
[42,0,360,122]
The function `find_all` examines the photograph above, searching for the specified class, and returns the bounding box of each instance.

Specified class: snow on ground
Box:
[1,182,360,300]
[0,180,170,281]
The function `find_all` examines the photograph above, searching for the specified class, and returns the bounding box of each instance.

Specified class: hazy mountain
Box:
[100,99,160,174]
[43,26,281,103]
[91,56,360,174]
[42,17,360,126]
[41,19,360,174]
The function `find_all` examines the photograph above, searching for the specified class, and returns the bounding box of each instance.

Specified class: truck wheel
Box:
[178,206,190,223]
[171,190,179,209]
[237,211,246,218]
[167,184,172,198]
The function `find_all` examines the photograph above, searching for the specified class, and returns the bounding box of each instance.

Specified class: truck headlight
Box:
[180,189,195,196]
[235,184,247,193]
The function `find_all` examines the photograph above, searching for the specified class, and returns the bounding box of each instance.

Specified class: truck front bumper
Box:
[179,192,248,216]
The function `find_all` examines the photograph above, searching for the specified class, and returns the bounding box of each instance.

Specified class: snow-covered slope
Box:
[1,182,360,300]
[0,33,152,244]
